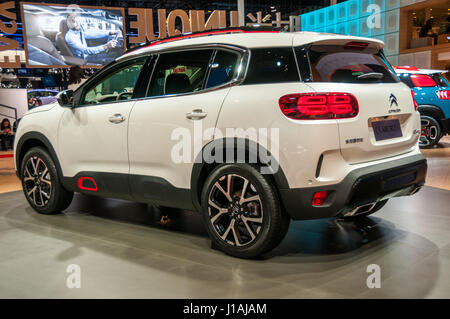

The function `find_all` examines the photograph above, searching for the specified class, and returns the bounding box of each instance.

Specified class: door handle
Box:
[186,109,208,120]
[108,114,125,124]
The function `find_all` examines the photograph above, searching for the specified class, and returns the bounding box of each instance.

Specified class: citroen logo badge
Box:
[389,93,398,108]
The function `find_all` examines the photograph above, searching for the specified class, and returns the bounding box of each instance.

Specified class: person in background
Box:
[28,97,42,110]
[439,16,450,35]
[68,65,87,91]
[1,118,14,151]
[65,13,118,64]
[419,19,438,45]
[28,97,34,109]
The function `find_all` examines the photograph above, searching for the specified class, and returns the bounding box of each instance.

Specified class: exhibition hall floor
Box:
[0,139,449,298]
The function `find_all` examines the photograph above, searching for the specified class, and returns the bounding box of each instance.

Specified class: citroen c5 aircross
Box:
[14,29,427,258]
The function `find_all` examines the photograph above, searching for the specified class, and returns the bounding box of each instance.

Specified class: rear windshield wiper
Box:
[357,72,384,80]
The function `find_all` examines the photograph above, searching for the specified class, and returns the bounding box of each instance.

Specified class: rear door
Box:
[297,39,420,164]
[128,47,243,205]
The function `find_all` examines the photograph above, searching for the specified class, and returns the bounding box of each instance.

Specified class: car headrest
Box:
[165,73,190,95]
[59,19,68,34]
[331,69,355,82]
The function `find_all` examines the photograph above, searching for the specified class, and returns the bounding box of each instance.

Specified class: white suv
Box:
[14,29,427,258]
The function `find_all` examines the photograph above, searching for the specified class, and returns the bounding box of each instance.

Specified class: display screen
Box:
[41,75,57,88]
[17,68,32,76]
[22,3,125,68]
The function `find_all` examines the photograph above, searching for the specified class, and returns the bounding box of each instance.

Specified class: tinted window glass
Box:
[147,49,213,97]
[308,45,397,83]
[206,50,239,88]
[431,74,448,87]
[295,46,313,82]
[243,47,299,85]
[398,73,415,88]
[81,59,145,105]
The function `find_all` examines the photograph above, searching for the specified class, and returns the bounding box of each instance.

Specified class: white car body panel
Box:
[122,32,383,60]
[13,102,63,171]
[58,101,135,176]
[129,88,231,188]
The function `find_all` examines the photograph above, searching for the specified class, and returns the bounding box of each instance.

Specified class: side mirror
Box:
[56,90,74,107]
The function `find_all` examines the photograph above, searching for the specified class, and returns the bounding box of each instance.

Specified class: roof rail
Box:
[124,26,282,55]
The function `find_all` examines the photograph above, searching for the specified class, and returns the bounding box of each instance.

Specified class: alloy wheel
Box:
[419,118,438,147]
[23,156,52,207]
[207,174,263,247]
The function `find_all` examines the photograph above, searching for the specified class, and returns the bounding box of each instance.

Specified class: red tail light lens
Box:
[410,74,436,87]
[411,90,419,111]
[436,90,450,100]
[312,191,328,206]
[279,93,359,120]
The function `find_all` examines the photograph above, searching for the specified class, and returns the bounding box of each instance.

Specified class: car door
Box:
[128,47,244,208]
[58,56,148,197]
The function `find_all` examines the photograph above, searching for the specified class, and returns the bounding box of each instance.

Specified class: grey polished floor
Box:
[0,186,449,298]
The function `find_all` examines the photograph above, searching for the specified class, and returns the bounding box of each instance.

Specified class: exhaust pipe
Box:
[344,202,377,217]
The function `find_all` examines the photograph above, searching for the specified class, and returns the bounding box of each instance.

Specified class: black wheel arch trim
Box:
[15,131,64,182]
[190,137,290,211]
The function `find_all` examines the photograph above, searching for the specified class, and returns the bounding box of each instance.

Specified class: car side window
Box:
[206,49,240,89]
[243,47,300,85]
[80,59,145,105]
[432,74,448,87]
[147,49,213,97]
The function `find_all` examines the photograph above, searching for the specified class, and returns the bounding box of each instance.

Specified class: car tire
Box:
[419,115,442,148]
[201,163,290,259]
[20,147,73,214]
[341,199,388,220]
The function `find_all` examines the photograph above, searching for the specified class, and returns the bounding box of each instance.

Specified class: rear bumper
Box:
[280,154,427,220]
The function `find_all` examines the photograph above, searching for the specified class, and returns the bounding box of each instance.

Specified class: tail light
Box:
[411,90,419,111]
[410,74,436,87]
[436,90,450,100]
[279,93,359,120]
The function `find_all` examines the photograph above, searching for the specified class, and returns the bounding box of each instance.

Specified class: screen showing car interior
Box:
[22,3,125,68]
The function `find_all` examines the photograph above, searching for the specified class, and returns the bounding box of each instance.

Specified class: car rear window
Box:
[306,45,398,84]
[243,47,299,85]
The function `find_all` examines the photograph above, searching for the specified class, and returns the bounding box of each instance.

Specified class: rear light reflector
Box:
[279,93,359,120]
[312,191,328,206]
[410,74,436,87]
[78,177,98,192]
[437,90,450,100]
[411,90,419,111]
